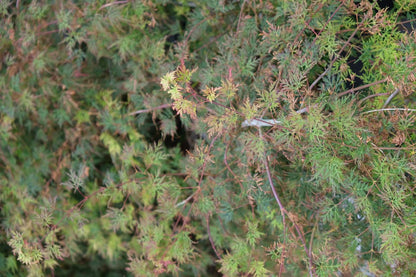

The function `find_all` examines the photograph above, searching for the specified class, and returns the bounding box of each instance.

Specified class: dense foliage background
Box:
[1,0,416,276]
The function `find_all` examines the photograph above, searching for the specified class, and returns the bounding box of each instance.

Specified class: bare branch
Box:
[337,78,388,97]
[362,108,416,114]
[357,92,390,106]
[206,215,221,259]
[383,88,400,108]
[259,128,315,276]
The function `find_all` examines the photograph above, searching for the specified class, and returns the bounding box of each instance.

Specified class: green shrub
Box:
[1,0,416,276]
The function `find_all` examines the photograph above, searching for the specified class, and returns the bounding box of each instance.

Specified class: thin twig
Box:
[175,190,198,207]
[185,18,209,43]
[374,146,416,150]
[329,138,416,151]
[398,18,416,25]
[194,31,229,53]
[308,214,319,262]
[261,132,286,276]
[357,92,390,106]
[291,221,315,277]
[17,29,59,45]
[337,78,388,97]
[175,134,220,207]
[206,215,221,259]
[236,0,248,35]
[121,192,130,211]
[382,88,399,108]
[259,128,315,276]
[311,3,343,45]
[224,142,244,192]
[309,19,365,91]
[362,108,416,114]
[197,134,220,187]
[179,17,209,64]
[293,2,325,46]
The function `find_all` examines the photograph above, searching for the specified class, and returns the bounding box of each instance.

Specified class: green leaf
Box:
[248,261,270,277]
[100,132,122,155]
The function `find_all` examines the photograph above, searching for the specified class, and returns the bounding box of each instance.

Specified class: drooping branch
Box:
[206,215,221,259]
[259,128,316,276]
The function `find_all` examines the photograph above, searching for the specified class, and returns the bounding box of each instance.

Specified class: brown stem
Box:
[263,152,287,276]
[224,142,244,192]
[312,3,344,45]
[260,129,315,276]
[337,78,388,97]
[175,134,220,208]
[357,92,390,106]
[236,0,248,35]
[206,215,221,259]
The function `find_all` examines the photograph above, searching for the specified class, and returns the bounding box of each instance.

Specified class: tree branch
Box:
[382,88,400,108]
[259,129,315,276]
[362,108,416,114]
[337,78,388,97]
[206,215,221,259]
